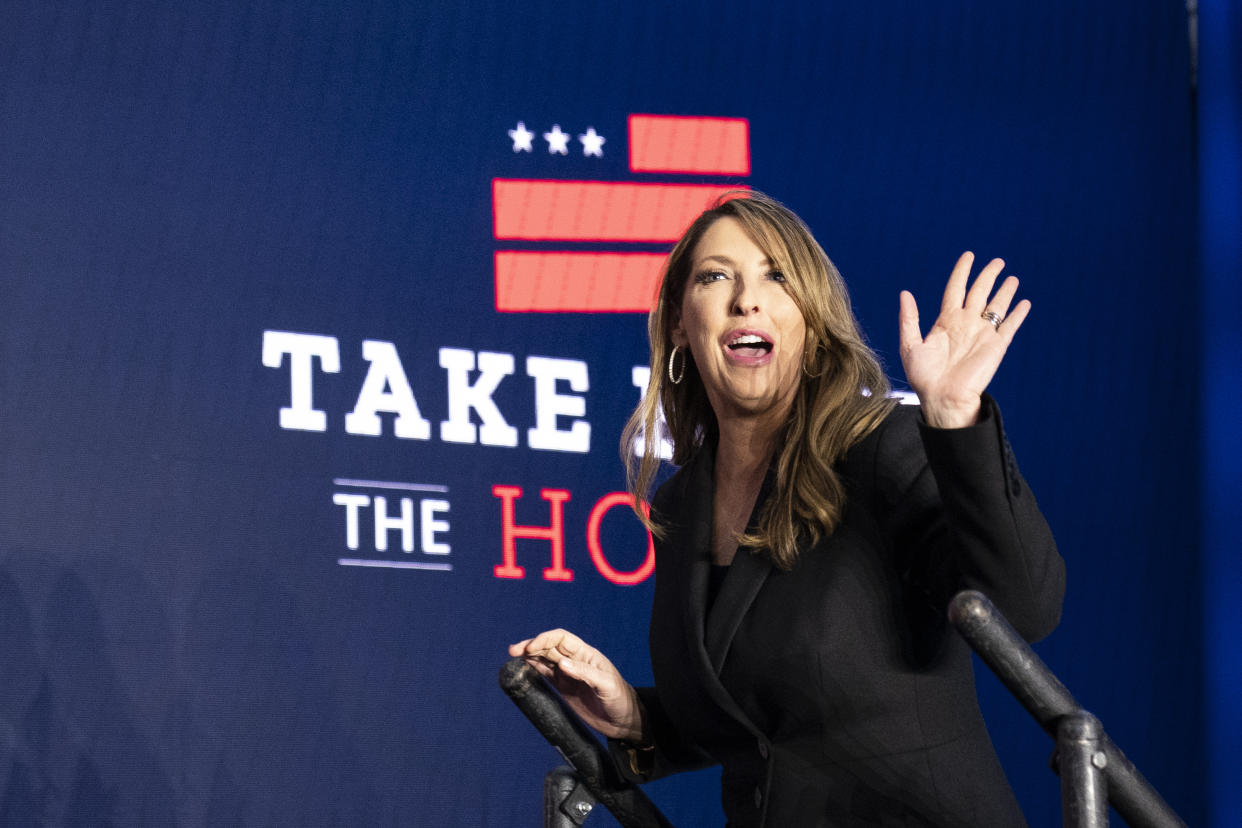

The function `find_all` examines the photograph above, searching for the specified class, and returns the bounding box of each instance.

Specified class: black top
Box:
[707,563,730,612]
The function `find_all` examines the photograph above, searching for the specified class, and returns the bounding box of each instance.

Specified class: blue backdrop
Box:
[0,1,1227,825]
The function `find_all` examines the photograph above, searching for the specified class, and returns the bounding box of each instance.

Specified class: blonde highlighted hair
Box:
[621,191,895,570]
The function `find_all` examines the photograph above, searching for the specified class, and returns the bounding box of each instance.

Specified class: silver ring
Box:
[981,310,1003,331]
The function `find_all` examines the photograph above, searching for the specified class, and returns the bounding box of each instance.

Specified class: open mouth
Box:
[727,333,773,359]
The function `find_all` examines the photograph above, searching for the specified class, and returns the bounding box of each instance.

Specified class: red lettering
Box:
[585,493,655,586]
[492,485,573,581]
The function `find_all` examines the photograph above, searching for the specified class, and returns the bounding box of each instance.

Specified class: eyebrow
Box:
[695,255,773,268]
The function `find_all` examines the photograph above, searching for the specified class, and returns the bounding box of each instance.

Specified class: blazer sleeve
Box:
[607,685,716,783]
[875,394,1065,642]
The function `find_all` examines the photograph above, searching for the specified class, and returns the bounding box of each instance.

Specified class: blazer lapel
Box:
[671,447,713,672]
[667,443,773,737]
[704,545,772,673]
[704,468,775,673]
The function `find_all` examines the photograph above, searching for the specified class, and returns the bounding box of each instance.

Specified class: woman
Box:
[510,192,1064,827]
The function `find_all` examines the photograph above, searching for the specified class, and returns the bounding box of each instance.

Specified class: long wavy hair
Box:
[621,191,895,570]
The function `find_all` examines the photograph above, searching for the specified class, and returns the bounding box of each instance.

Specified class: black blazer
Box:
[627,398,1065,827]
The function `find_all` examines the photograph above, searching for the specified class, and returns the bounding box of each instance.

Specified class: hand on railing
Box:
[500,657,673,828]
[509,629,647,743]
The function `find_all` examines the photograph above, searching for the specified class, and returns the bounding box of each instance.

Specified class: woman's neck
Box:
[710,415,782,565]
[708,382,795,476]
[715,416,778,482]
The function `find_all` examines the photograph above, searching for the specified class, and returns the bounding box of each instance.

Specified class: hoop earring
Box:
[802,341,826,379]
[667,346,686,385]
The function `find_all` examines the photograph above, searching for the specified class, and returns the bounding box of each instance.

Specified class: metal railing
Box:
[503,592,1187,827]
[499,657,673,827]
[948,590,1186,828]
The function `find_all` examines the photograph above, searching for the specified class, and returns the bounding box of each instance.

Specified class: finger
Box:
[525,628,577,652]
[547,633,607,671]
[898,290,922,353]
[984,275,1020,319]
[562,657,626,703]
[552,632,593,662]
[520,630,579,664]
[964,257,1005,312]
[940,251,975,314]
[560,656,608,688]
[997,298,1031,343]
[508,639,532,657]
[526,659,558,680]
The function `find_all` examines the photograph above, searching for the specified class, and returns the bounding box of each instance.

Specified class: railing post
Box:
[948,590,1185,828]
[544,765,596,827]
[1058,712,1109,827]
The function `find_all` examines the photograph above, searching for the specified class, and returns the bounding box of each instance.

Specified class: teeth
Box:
[730,334,766,346]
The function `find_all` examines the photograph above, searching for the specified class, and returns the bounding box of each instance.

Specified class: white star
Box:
[508,121,534,152]
[544,124,570,155]
[578,127,605,157]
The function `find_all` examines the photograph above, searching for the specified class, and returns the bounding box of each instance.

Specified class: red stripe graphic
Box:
[493,180,742,241]
[628,115,750,175]
[494,251,667,312]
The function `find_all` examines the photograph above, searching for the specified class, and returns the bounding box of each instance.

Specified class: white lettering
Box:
[631,366,674,459]
[526,356,591,453]
[345,340,432,439]
[420,499,451,554]
[332,493,370,549]
[438,348,518,446]
[262,331,340,431]
[373,495,415,553]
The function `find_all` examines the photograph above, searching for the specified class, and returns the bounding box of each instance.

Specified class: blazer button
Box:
[758,740,769,759]
[753,786,762,807]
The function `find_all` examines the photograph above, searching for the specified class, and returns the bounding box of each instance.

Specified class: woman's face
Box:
[672,216,807,423]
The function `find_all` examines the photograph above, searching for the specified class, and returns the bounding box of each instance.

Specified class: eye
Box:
[693,269,728,285]
[768,270,787,283]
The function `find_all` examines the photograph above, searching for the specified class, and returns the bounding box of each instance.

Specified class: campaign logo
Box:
[493,114,751,312]
[262,115,754,581]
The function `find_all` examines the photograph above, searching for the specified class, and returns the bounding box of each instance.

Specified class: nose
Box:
[731,275,760,315]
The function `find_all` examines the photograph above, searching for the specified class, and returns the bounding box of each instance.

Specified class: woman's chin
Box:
[713,386,797,420]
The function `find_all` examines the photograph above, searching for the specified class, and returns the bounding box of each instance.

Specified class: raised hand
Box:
[898,252,1031,429]
[508,629,647,743]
